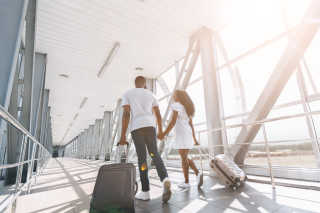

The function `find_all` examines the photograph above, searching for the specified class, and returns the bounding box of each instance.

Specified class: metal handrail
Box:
[197,110,320,135]
[193,110,320,186]
[159,109,320,164]
[223,93,320,121]
[0,105,48,151]
[166,110,320,156]
[0,158,40,170]
[0,105,51,212]
[195,110,320,158]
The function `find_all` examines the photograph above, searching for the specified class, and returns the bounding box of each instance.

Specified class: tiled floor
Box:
[14,158,320,213]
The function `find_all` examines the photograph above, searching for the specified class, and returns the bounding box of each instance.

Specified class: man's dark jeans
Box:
[131,127,168,192]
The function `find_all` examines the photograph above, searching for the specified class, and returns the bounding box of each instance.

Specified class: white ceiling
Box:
[36,0,223,145]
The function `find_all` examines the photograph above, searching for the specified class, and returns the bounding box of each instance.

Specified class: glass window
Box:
[304,31,320,96]
[155,80,166,99]
[161,66,176,91]
[186,80,206,124]
[219,1,285,60]
[189,55,203,82]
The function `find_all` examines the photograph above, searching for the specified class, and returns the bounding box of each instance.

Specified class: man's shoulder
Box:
[123,88,156,101]
[144,89,154,96]
[123,88,136,96]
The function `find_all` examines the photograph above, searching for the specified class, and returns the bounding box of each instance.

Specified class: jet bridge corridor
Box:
[1,0,320,212]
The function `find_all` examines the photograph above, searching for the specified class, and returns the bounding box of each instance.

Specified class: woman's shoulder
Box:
[171,102,184,112]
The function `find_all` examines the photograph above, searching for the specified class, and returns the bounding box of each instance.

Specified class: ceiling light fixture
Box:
[59,74,69,78]
[73,113,79,121]
[79,97,88,109]
[97,42,120,78]
[135,67,143,71]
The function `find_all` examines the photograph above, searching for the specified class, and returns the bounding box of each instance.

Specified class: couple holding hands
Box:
[118,76,203,203]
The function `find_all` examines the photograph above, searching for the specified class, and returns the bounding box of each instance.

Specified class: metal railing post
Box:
[27,143,37,193]
[262,124,275,189]
[12,135,27,213]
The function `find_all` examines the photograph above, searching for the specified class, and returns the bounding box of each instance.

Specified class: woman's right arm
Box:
[162,111,178,138]
[189,118,199,145]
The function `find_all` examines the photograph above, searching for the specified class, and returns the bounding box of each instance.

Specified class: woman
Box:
[159,90,203,188]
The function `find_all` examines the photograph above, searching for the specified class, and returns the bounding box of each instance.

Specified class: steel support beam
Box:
[5,52,24,184]
[0,0,28,107]
[23,0,37,132]
[34,89,49,171]
[233,0,320,165]
[88,125,94,159]
[100,111,112,160]
[81,130,86,158]
[158,40,200,156]
[84,129,89,158]
[107,100,121,160]
[80,132,84,158]
[157,77,170,98]
[296,68,320,167]
[0,0,28,184]
[161,38,197,122]
[47,117,53,153]
[199,28,224,155]
[215,34,248,116]
[31,53,46,137]
[43,107,51,150]
[39,90,49,146]
[20,0,37,182]
[94,119,102,160]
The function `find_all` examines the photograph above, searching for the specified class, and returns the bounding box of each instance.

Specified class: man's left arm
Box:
[153,106,163,135]
[119,105,130,145]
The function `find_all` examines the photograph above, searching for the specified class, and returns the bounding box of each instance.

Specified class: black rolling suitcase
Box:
[90,142,137,213]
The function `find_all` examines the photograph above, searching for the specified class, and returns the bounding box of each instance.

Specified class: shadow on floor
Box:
[25,158,320,213]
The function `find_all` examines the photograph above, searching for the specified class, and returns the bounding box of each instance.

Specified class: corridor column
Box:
[199,28,224,156]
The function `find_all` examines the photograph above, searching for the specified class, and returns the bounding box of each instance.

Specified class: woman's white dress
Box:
[171,102,194,149]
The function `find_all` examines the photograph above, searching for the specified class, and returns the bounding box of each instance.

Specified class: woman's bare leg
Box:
[178,149,189,183]
[187,158,199,176]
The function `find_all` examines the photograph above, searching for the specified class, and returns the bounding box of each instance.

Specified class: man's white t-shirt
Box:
[121,88,158,132]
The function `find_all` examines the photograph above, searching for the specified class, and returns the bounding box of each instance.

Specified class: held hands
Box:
[157,131,165,141]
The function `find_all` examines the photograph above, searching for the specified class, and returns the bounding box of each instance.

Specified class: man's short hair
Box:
[135,76,146,87]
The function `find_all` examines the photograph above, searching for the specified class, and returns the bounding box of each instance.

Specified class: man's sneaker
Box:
[197,173,203,188]
[135,191,150,201]
[162,178,171,203]
[178,182,191,189]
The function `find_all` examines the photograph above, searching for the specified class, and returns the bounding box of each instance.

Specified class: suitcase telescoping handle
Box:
[116,141,129,163]
[117,141,139,194]
[195,145,204,174]
[191,143,204,174]
[117,141,129,147]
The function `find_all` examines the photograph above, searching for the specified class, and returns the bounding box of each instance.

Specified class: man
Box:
[118,76,171,203]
